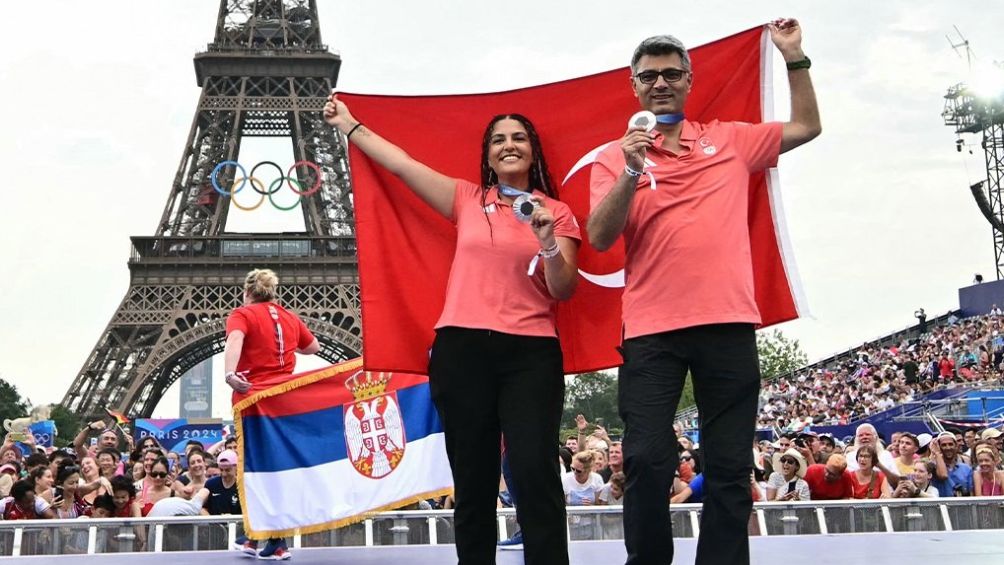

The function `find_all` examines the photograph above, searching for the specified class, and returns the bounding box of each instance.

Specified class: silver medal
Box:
[629,110,657,132]
[512,193,539,224]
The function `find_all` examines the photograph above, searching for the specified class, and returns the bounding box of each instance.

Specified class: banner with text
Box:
[133,418,223,453]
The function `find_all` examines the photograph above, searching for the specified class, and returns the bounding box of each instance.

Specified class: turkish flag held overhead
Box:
[342,26,806,375]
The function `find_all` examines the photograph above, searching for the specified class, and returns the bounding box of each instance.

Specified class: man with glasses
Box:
[587,19,820,565]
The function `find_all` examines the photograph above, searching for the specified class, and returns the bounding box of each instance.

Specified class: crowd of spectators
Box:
[756,312,1004,431]
[0,422,243,551]
[741,421,1004,501]
[624,419,1004,507]
[557,315,1004,509]
[5,312,1004,553]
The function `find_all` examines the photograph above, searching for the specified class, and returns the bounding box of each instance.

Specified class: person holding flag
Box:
[223,268,321,561]
[587,20,821,565]
[72,412,132,462]
[323,95,579,565]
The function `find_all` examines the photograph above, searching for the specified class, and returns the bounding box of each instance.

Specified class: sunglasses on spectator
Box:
[571,466,587,473]
[680,455,692,461]
[781,458,798,465]
[148,471,168,478]
[633,68,690,85]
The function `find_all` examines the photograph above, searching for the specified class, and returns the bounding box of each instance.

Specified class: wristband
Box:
[786,57,811,71]
[540,243,560,259]
[626,164,658,191]
[346,122,364,140]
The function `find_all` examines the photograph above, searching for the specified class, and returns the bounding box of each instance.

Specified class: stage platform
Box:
[6,531,1004,564]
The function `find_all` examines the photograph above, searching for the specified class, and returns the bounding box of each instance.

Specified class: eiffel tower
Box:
[61,0,359,419]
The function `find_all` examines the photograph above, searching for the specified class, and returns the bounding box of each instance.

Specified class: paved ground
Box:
[6,531,1004,564]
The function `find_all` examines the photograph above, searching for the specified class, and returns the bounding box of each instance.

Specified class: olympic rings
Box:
[230,178,266,211]
[249,161,284,195]
[287,161,322,196]
[268,177,304,211]
[211,161,247,196]
[210,160,323,211]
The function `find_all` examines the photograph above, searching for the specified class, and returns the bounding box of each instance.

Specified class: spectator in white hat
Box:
[980,428,1003,455]
[916,433,934,458]
[765,449,809,501]
[930,432,973,497]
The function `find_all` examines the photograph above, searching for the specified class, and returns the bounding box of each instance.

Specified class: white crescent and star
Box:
[562,141,626,289]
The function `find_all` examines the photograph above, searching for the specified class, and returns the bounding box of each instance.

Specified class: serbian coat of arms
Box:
[343,371,407,478]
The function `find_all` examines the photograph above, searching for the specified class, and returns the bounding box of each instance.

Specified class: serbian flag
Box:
[344,26,806,375]
[233,358,452,538]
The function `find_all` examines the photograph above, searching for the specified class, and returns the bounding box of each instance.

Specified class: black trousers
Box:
[429,327,569,565]
[619,323,760,565]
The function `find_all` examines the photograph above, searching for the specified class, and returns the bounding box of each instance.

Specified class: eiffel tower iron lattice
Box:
[61,0,361,419]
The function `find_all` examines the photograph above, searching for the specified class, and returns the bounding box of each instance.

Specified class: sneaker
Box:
[257,539,291,561]
[232,536,258,557]
[497,530,523,551]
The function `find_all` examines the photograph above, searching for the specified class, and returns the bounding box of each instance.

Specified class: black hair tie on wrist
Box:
[346,122,364,140]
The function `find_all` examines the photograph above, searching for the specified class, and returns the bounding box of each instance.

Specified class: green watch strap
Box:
[786,57,811,71]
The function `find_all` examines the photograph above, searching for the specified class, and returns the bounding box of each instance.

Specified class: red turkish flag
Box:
[342,26,805,375]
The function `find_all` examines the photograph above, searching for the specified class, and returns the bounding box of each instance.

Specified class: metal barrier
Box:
[1,498,1003,556]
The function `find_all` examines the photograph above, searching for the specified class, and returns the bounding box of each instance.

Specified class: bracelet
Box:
[624,164,643,177]
[786,57,811,71]
[346,122,364,140]
[540,243,560,259]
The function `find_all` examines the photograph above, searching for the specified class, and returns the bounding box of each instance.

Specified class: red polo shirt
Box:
[589,120,782,338]
[803,464,855,500]
[435,180,581,337]
[225,302,315,399]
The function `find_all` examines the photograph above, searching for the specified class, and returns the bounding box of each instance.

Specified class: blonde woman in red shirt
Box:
[223,268,320,560]
[223,268,320,400]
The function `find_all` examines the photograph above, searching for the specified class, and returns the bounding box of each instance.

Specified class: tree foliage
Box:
[679,373,695,412]
[562,330,808,426]
[757,329,809,380]
[562,372,622,431]
[49,404,82,447]
[0,377,30,424]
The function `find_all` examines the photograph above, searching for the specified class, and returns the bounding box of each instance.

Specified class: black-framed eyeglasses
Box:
[634,68,690,85]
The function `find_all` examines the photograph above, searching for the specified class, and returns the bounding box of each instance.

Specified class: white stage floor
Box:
[6,531,1004,564]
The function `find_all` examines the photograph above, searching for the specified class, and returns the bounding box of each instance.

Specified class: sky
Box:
[1,1,1002,418]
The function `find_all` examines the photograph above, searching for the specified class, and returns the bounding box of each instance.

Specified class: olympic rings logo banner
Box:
[211,160,322,212]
